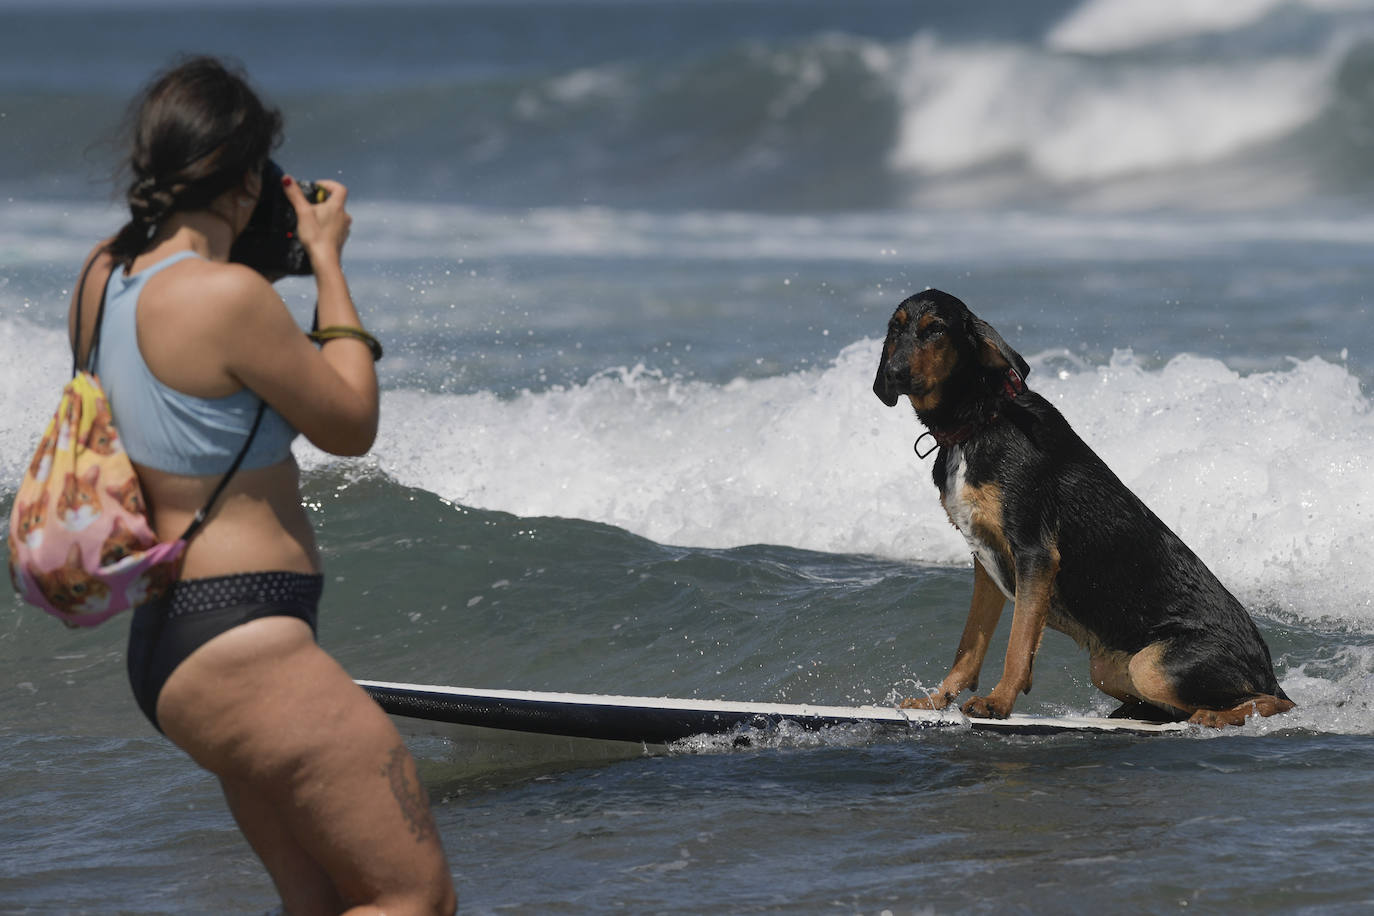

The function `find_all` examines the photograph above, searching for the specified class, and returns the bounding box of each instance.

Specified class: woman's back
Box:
[73,242,319,579]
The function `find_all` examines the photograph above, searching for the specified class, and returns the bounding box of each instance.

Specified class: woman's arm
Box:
[217,271,380,456]
[216,178,379,456]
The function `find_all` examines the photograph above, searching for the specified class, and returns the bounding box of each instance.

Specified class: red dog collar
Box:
[914,368,1025,459]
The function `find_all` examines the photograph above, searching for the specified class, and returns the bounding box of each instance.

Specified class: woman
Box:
[69,56,456,915]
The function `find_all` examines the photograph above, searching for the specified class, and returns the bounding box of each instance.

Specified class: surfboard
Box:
[359,680,1188,770]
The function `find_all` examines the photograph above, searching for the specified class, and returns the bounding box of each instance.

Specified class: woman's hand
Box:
[263,174,376,454]
[281,175,350,267]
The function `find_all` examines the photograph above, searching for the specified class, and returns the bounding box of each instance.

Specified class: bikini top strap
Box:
[71,253,110,377]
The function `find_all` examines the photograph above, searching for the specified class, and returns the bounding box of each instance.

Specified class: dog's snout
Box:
[873,348,910,407]
[882,346,914,384]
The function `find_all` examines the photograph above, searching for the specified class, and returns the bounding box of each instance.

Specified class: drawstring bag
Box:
[7,257,262,627]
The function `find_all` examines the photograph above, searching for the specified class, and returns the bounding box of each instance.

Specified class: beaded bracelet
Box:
[308,325,383,361]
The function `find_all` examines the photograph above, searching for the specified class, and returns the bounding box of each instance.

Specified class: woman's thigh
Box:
[157,617,453,909]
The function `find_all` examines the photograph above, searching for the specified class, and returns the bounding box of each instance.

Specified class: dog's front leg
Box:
[963,548,1058,719]
[902,558,1006,710]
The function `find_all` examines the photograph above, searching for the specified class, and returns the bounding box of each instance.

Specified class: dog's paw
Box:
[1187,708,1240,728]
[961,693,1014,719]
[899,693,949,710]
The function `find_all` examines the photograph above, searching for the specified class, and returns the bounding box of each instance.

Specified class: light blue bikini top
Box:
[94,250,299,476]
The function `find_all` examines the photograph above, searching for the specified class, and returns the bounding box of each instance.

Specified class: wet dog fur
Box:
[873,289,1293,727]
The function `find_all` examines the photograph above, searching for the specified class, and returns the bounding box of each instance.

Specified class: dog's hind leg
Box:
[902,558,1006,710]
[1126,642,1295,728]
[1089,652,1189,721]
[1187,695,1295,727]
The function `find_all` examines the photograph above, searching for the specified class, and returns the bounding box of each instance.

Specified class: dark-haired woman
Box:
[70,56,455,915]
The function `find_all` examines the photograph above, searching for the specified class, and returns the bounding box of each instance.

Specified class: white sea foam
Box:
[0,319,70,476]
[888,33,1328,187]
[282,339,1374,627]
[1047,0,1289,54]
[1047,0,1374,54]
[5,308,1372,628]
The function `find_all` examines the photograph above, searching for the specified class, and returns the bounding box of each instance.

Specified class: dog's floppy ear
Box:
[969,313,1030,383]
[873,309,903,407]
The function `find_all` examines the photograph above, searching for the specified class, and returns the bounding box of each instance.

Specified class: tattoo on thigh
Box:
[382,744,437,843]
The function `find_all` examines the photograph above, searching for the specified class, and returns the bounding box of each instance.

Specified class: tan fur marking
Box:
[1111,643,1297,726]
[1089,651,1138,702]
[902,559,1007,710]
[964,483,1012,567]
[1126,642,1190,711]
[1006,547,1058,684]
[976,335,1011,372]
[1189,695,1296,727]
[946,479,1016,600]
[963,545,1060,718]
[904,329,959,412]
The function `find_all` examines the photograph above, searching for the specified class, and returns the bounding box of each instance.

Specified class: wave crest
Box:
[294,343,1374,625]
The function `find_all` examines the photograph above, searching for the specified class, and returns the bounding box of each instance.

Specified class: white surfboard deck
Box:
[359,680,1188,770]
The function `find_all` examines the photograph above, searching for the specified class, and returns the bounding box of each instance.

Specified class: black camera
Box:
[230,159,328,278]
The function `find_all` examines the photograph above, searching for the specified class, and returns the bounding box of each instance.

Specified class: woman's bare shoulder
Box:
[82,241,115,270]
[149,256,283,324]
[74,242,116,298]
[171,255,273,291]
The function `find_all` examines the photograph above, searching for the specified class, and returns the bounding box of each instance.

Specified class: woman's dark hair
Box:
[106,55,283,267]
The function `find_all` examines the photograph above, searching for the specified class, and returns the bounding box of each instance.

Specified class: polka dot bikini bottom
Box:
[126,571,323,732]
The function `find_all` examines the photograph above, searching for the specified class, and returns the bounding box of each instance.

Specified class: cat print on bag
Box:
[31,543,112,617]
[105,477,146,516]
[99,517,145,568]
[87,396,120,456]
[124,558,179,609]
[14,499,48,550]
[57,466,104,532]
[54,393,76,453]
[28,425,59,483]
[9,372,187,626]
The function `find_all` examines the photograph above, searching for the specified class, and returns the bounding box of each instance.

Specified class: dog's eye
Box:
[918,322,946,341]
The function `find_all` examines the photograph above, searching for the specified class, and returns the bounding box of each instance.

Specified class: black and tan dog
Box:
[873,289,1293,726]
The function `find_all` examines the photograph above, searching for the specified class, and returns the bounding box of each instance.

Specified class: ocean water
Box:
[5,0,1374,912]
